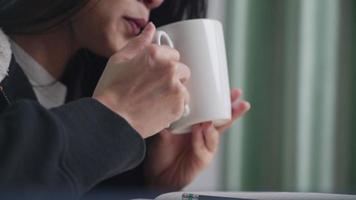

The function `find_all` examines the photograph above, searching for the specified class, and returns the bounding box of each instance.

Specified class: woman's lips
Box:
[123,17,148,36]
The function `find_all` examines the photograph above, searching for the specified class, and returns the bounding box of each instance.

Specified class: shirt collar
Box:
[10,41,57,87]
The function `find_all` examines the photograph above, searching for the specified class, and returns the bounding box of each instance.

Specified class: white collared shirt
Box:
[10,41,67,109]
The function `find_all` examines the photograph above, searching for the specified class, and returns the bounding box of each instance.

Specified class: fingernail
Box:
[245,101,252,110]
[144,22,155,31]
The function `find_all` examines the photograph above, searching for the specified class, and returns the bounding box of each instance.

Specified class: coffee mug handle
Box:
[154,31,190,117]
[153,31,175,48]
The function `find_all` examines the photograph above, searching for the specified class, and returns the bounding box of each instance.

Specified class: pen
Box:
[182,193,258,200]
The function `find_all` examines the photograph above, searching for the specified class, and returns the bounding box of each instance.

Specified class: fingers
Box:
[113,22,156,61]
[145,45,181,64]
[192,124,205,154]
[230,88,242,102]
[162,61,190,119]
[143,43,182,75]
[111,22,182,63]
[152,52,190,119]
[230,88,251,120]
[144,45,187,86]
[172,82,190,119]
[202,122,220,153]
[127,22,156,51]
[190,122,220,168]
[133,22,156,46]
[217,100,251,133]
[179,81,190,105]
[214,88,250,133]
[175,62,191,84]
[233,100,251,115]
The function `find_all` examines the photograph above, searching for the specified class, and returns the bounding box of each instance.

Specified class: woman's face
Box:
[71,0,164,57]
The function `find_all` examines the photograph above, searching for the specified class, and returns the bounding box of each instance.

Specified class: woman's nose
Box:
[139,0,164,10]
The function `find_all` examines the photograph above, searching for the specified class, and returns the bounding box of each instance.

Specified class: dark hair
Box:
[150,0,207,26]
[0,0,207,34]
[0,0,90,34]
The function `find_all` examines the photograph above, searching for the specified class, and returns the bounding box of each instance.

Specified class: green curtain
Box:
[223,0,356,194]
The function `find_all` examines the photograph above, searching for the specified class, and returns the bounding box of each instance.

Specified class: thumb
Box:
[114,22,156,61]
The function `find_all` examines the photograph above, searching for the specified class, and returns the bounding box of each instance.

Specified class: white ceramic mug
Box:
[153,19,231,134]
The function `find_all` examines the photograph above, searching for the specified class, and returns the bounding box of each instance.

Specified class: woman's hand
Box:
[93,23,191,139]
[144,89,251,189]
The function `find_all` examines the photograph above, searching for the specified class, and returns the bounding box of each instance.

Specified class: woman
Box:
[0,0,251,198]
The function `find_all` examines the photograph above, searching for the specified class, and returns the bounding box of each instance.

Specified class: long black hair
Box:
[151,0,207,26]
[0,0,90,34]
[0,0,207,34]
[0,0,207,100]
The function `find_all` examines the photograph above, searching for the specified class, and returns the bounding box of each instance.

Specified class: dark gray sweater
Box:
[0,57,147,199]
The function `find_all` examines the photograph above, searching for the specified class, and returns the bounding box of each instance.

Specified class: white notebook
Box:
[133,192,356,200]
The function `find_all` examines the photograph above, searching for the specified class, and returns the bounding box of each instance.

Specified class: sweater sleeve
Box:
[0,98,146,197]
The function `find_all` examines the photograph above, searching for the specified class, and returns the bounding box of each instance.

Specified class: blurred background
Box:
[185,0,356,194]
